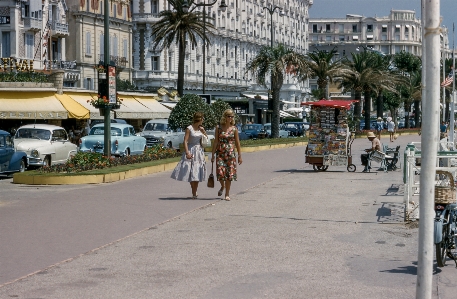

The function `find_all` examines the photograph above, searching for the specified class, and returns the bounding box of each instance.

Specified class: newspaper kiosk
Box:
[303,99,357,172]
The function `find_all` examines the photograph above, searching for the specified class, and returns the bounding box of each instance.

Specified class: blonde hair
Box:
[220,109,235,125]
[192,112,204,124]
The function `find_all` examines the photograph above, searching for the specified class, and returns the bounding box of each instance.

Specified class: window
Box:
[25,33,34,59]
[111,35,118,57]
[151,0,158,14]
[395,35,400,41]
[100,33,104,58]
[1,32,10,57]
[338,24,344,33]
[367,24,373,32]
[395,25,400,33]
[405,26,409,33]
[352,35,358,41]
[113,4,116,17]
[325,36,331,41]
[382,25,387,33]
[168,52,172,72]
[367,35,373,40]
[381,35,387,41]
[123,39,127,59]
[85,78,93,90]
[312,35,318,41]
[86,0,90,12]
[21,3,30,18]
[152,56,159,70]
[312,24,317,33]
[325,24,330,32]
[85,32,91,55]
[352,24,357,32]
[339,35,345,41]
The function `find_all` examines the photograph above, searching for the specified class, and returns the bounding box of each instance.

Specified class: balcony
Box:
[98,55,128,68]
[51,22,69,37]
[132,13,160,24]
[23,17,42,31]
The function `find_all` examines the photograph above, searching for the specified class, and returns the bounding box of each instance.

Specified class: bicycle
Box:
[434,202,457,267]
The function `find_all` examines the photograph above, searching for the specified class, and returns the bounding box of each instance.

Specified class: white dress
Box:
[171,125,206,182]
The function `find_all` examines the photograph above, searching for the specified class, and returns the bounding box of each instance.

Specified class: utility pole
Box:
[103,0,111,156]
[416,0,440,298]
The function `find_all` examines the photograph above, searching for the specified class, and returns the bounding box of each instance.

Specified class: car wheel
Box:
[124,148,130,157]
[19,159,26,172]
[43,156,51,167]
[167,141,173,149]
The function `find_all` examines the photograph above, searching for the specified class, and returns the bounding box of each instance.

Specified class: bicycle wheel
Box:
[436,223,448,267]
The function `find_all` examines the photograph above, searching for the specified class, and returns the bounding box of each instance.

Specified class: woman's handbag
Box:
[207,161,214,188]
[201,134,210,147]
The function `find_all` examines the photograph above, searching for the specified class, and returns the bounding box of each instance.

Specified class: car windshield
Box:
[89,127,122,136]
[244,125,260,130]
[15,128,51,140]
[144,123,168,131]
[284,124,297,129]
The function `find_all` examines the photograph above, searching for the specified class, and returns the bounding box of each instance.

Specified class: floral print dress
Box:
[216,126,237,181]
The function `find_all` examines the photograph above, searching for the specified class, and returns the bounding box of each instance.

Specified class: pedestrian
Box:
[171,112,208,199]
[440,121,448,139]
[375,117,383,140]
[211,109,243,201]
[361,131,381,173]
[387,117,396,142]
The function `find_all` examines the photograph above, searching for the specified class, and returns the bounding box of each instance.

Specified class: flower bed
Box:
[39,145,180,174]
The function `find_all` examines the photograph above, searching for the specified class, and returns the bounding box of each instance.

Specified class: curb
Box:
[13,142,308,185]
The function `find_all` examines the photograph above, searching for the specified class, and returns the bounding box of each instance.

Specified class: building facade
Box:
[0,0,72,75]
[131,0,312,109]
[66,0,133,90]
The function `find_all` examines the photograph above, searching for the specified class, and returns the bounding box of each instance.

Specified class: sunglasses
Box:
[226,115,234,118]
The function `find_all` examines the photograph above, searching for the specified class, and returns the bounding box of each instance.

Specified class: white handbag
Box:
[201,135,210,147]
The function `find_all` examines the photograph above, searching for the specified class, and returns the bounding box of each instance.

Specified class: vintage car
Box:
[242,124,264,139]
[79,123,146,156]
[283,122,305,137]
[262,123,289,138]
[0,130,27,175]
[14,124,77,167]
[138,119,185,149]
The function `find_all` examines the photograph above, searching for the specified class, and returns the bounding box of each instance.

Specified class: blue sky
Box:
[310,0,456,36]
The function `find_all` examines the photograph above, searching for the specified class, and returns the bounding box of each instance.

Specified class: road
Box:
[0,133,455,298]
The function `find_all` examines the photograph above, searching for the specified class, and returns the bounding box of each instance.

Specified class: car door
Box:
[0,135,12,172]
[128,127,141,153]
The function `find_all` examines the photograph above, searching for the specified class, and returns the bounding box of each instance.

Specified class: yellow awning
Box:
[55,93,90,119]
[110,94,159,119]
[0,92,68,119]
[65,92,113,120]
[132,95,171,119]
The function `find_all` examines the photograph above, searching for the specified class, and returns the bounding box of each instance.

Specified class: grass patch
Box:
[240,136,307,147]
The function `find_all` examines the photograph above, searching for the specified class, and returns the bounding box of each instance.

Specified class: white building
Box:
[308,10,451,97]
[131,0,312,122]
[0,0,70,75]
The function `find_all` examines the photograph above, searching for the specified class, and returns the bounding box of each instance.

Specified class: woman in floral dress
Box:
[211,109,243,201]
[171,112,208,199]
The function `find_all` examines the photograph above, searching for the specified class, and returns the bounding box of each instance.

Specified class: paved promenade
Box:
[0,133,454,298]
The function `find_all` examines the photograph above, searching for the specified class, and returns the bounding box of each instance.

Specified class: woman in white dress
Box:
[171,112,208,199]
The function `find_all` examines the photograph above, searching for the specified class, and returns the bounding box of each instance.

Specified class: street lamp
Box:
[183,0,227,94]
[261,5,284,48]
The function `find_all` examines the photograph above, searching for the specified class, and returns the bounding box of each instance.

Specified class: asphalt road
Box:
[0,133,455,298]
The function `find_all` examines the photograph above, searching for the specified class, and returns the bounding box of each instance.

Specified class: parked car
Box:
[302,122,310,131]
[242,124,264,139]
[262,123,289,138]
[79,123,146,157]
[89,119,127,128]
[138,119,185,149]
[398,119,416,129]
[0,130,27,175]
[359,119,377,130]
[14,124,78,167]
[283,122,305,136]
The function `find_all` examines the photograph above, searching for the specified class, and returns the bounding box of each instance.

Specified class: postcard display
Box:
[307,106,349,166]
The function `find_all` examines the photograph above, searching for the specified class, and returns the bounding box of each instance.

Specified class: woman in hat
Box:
[375,117,384,140]
[361,131,381,172]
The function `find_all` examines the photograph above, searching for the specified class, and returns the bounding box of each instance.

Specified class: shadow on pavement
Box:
[380,264,417,275]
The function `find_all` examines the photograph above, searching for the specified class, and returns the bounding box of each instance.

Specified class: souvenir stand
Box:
[303,99,357,172]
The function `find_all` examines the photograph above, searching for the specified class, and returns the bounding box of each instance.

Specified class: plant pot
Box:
[112,104,121,110]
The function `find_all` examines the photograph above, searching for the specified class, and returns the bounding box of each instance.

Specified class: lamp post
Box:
[103,0,111,156]
[183,0,227,94]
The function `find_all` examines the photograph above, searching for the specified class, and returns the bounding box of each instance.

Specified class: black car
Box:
[283,122,305,136]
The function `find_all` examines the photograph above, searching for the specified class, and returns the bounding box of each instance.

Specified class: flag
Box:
[441,70,454,87]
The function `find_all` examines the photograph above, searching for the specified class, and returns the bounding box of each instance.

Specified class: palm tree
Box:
[302,48,347,99]
[246,44,307,138]
[149,0,214,96]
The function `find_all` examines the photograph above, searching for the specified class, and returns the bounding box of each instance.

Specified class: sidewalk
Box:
[0,134,447,298]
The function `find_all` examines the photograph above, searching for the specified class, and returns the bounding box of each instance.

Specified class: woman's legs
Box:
[225,180,232,200]
[190,181,198,198]
[389,132,394,142]
[218,180,225,196]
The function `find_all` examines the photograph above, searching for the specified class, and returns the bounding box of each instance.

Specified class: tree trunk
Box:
[354,90,362,131]
[177,40,185,97]
[271,74,283,138]
[364,90,371,130]
[377,92,383,118]
[405,102,411,129]
[414,100,420,128]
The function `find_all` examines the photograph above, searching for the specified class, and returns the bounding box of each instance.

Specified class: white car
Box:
[14,124,78,167]
[138,119,185,149]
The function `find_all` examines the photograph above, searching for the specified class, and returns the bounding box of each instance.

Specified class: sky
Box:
[310,0,456,36]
